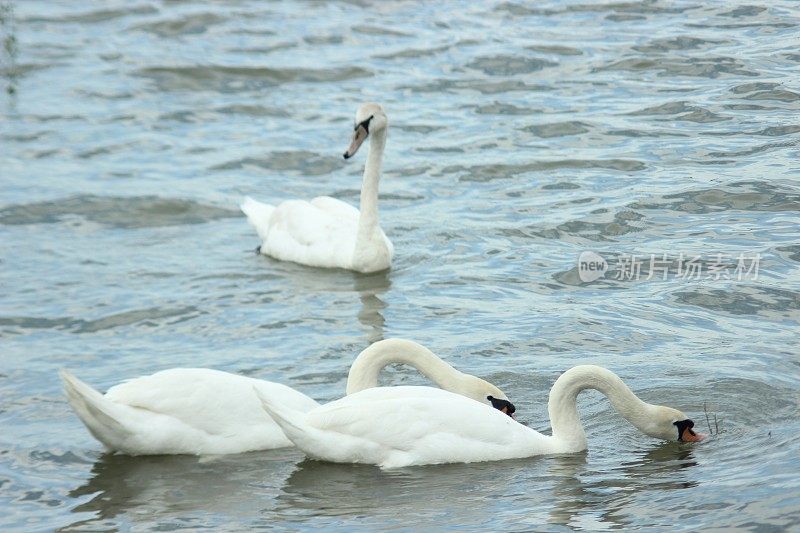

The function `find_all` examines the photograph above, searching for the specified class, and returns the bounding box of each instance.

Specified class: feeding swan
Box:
[60,338,511,455]
[258,365,705,469]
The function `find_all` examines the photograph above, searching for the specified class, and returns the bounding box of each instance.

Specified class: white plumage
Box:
[61,369,318,455]
[260,386,533,469]
[241,103,393,273]
[61,339,509,455]
[259,366,702,468]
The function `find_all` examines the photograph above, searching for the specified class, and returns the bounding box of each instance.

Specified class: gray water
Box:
[1,0,799,531]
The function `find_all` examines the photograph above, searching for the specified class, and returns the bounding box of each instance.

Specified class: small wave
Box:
[775,245,800,264]
[629,181,800,214]
[493,3,557,16]
[542,181,581,190]
[526,45,583,56]
[729,83,800,104]
[374,45,451,60]
[563,2,689,15]
[0,63,60,79]
[440,159,646,182]
[133,13,226,37]
[1,131,51,143]
[632,36,728,54]
[673,286,800,320]
[720,6,768,17]
[303,34,344,46]
[394,124,445,134]
[466,55,556,76]
[607,129,691,138]
[686,21,795,30]
[522,209,647,245]
[158,104,289,123]
[705,140,799,160]
[596,56,756,78]
[628,101,729,123]
[755,125,800,137]
[522,121,591,138]
[401,78,549,95]
[211,150,344,176]
[0,195,239,228]
[473,102,542,115]
[629,101,697,116]
[0,306,201,336]
[20,5,157,24]
[137,65,372,92]
[226,43,296,55]
[352,25,411,37]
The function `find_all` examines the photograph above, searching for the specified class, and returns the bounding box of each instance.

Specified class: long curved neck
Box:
[346,338,462,394]
[356,128,386,241]
[547,365,651,452]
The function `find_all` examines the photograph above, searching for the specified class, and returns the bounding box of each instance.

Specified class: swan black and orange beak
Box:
[487,396,516,419]
[343,116,372,159]
[675,419,706,442]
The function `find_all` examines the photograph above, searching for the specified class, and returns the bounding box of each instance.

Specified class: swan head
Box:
[645,405,705,442]
[455,374,515,417]
[343,103,387,159]
[487,395,516,418]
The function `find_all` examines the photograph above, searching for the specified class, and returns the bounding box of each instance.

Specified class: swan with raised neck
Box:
[346,103,392,272]
[240,102,393,273]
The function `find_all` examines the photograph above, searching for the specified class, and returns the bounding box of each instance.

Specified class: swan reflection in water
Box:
[66,450,298,525]
[547,444,699,529]
[276,443,698,529]
[275,457,540,527]
[66,441,699,530]
[354,269,390,343]
[254,258,391,344]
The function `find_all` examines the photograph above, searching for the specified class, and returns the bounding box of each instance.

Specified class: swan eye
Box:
[355,115,374,133]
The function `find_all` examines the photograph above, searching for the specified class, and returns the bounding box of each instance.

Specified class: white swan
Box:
[241,103,393,273]
[258,365,705,469]
[61,338,509,455]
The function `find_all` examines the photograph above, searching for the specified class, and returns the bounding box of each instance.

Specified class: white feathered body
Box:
[241,196,393,273]
[259,366,694,468]
[61,368,320,455]
[61,338,514,457]
[260,386,554,469]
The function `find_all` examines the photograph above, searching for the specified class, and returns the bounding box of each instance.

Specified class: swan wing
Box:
[304,386,538,468]
[310,196,360,220]
[104,368,319,453]
[260,199,359,268]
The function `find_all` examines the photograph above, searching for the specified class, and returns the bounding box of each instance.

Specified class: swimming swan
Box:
[241,103,393,273]
[258,365,705,469]
[60,338,509,455]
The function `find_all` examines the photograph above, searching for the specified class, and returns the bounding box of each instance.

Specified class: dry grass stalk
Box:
[703,401,722,435]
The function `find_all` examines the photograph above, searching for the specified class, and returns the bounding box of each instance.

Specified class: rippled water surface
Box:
[2,0,799,530]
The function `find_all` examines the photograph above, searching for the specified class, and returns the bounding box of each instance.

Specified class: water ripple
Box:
[2,0,799,530]
[0,196,239,228]
[138,65,373,92]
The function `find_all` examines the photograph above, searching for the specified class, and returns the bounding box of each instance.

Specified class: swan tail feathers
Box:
[256,390,334,460]
[240,197,275,242]
[60,370,132,449]
[254,387,313,447]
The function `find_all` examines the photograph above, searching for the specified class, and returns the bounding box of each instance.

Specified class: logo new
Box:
[578,251,608,282]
